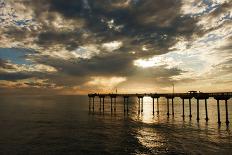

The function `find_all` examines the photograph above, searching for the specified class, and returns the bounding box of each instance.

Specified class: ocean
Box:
[0,95,231,154]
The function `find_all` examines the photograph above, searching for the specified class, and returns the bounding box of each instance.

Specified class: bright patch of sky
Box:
[0,48,32,65]
[102,41,123,52]
[134,25,232,79]
[86,76,127,88]
[72,44,100,59]
[182,0,231,17]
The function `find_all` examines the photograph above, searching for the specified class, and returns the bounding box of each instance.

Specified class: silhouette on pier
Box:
[88,92,232,125]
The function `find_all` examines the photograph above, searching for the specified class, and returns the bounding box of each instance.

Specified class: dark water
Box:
[0,95,231,155]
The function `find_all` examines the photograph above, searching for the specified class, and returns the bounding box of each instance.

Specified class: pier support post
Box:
[92,97,95,111]
[225,99,229,125]
[182,99,185,117]
[205,99,208,121]
[172,98,174,115]
[141,97,143,113]
[110,97,113,112]
[138,97,140,112]
[189,98,192,118]
[124,97,129,113]
[127,97,129,112]
[157,98,159,114]
[167,98,170,116]
[217,100,221,124]
[197,99,200,121]
[102,97,105,111]
[152,98,154,115]
[114,97,116,111]
[99,97,102,111]
[124,97,126,112]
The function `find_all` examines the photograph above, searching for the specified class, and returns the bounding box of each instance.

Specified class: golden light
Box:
[133,56,165,68]
[140,97,154,123]
[86,76,127,88]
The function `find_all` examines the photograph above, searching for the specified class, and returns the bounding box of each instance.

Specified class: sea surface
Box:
[0,95,231,155]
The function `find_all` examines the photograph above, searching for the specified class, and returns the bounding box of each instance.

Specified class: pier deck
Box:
[88,92,232,99]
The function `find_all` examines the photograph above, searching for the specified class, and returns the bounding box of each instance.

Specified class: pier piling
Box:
[182,99,185,117]
[124,97,126,112]
[167,98,170,116]
[99,97,102,111]
[141,97,143,112]
[114,97,116,111]
[123,96,129,113]
[110,97,113,112]
[92,97,95,111]
[205,99,209,121]
[189,98,192,118]
[172,98,174,115]
[127,97,129,112]
[152,97,154,115]
[217,100,221,124]
[138,96,144,113]
[197,99,200,121]
[103,97,105,111]
[157,98,159,114]
[225,99,229,125]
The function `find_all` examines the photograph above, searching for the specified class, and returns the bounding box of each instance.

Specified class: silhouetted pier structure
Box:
[88,92,232,125]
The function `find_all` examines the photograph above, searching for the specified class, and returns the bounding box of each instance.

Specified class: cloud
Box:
[85,76,127,88]
[0,0,231,94]
[102,41,123,52]
[133,54,182,69]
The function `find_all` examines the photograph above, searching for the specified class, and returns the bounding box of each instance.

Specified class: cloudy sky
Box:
[0,0,231,95]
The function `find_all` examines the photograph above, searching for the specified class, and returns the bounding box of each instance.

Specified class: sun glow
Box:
[134,56,174,68]
[86,76,127,88]
[140,97,154,123]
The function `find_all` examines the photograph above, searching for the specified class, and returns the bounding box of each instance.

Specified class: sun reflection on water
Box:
[137,97,155,123]
[136,127,167,154]
[131,97,168,154]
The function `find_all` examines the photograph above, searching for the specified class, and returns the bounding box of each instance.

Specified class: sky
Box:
[0,0,231,95]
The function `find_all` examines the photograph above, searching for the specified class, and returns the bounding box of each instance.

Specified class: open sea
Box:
[0,95,231,154]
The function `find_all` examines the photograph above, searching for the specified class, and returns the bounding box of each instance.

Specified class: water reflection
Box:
[0,95,231,154]
[137,97,154,123]
[88,96,232,153]
[136,127,167,154]
[89,97,232,128]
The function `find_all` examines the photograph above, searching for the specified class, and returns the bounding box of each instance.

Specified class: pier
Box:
[88,92,232,125]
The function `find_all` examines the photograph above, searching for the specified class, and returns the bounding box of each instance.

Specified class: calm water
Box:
[0,95,231,154]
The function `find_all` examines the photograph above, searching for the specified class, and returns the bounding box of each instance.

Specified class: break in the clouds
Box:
[0,0,231,94]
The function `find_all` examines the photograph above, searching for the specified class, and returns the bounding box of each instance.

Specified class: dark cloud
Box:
[35,53,135,77]
[29,0,200,56]
[0,59,14,69]
[125,66,187,86]
[37,31,80,47]
[49,0,84,17]
[0,72,32,81]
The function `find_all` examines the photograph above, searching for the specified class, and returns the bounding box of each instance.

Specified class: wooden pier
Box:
[88,92,232,125]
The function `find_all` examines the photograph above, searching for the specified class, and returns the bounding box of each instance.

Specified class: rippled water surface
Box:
[0,95,231,154]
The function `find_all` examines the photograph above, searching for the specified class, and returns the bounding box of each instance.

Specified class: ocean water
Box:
[0,95,231,155]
